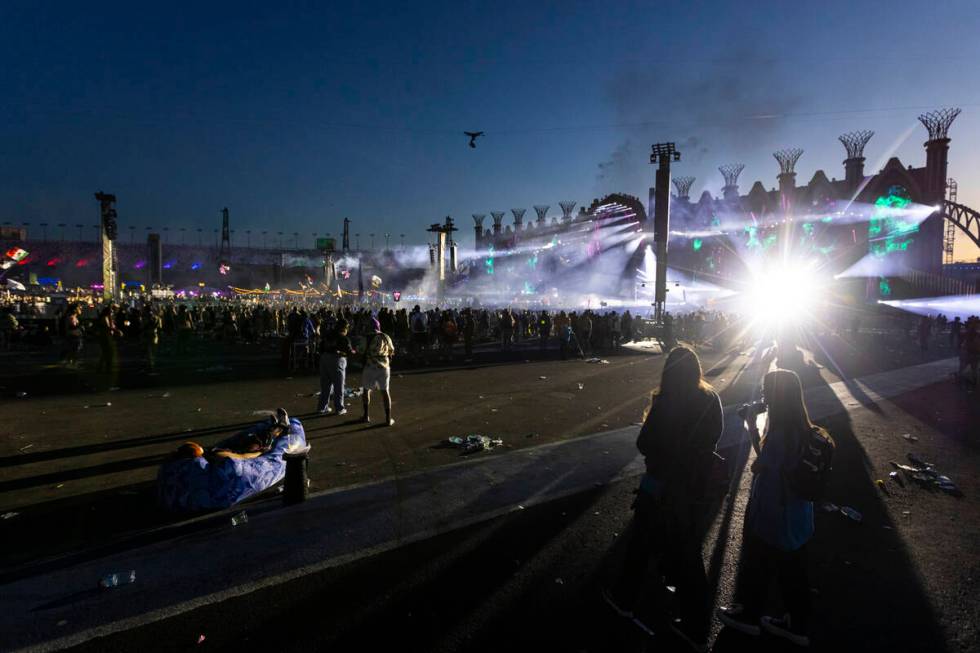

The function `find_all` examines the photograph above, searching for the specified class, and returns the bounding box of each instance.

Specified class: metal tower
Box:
[945,178,958,265]
[219,208,231,262]
[558,201,576,223]
[671,176,695,200]
[342,218,351,252]
[650,142,681,322]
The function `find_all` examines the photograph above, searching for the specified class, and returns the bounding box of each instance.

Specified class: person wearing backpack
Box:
[361,317,396,426]
[603,346,723,651]
[718,368,834,647]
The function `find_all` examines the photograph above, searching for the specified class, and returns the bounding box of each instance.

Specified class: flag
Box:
[4,247,28,262]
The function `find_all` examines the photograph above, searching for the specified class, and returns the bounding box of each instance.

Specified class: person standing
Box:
[63,303,84,367]
[96,304,120,374]
[317,318,354,415]
[142,304,162,371]
[717,369,832,647]
[361,317,395,426]
[604,346,722,650]
[462,308,475,361]
[538,311,552,353]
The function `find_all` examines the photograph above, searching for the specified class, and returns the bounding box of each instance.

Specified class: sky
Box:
[2,0,979,260]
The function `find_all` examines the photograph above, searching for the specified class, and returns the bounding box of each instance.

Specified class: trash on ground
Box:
[15,391,27,398]
[538,375,547,380]
[446,434,503,453]
[889,471,905,487]
[902,433,919,442]
[819,502,839,513]
[344,388,363,398]
[1,512,19,520]
[297,391,321,397]
[891,454,960,494]
[585,358,610,364]
[197,635,206,645]
[875,479,889,494]
[84,402,112,408]
[554,577,564,585]
[577,383,584,390]
[109,387,120,392]
[231,510,249,526]
[99,570,136,588]
[250,409,274,416]
[18,444,33,452]
[839,506,863,522]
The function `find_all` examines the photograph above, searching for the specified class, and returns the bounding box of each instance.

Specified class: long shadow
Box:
[0,418,279,468]
[715,341,950,652]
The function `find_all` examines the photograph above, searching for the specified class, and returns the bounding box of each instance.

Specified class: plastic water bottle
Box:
[99,570,136,588]
[231,510,249,526]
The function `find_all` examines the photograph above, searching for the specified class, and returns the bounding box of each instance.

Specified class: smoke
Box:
[596,45,808,198]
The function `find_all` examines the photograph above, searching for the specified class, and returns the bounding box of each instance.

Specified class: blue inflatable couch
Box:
[157,417,308,512]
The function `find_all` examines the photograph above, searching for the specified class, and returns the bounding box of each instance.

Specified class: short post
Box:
[283,445,311,505]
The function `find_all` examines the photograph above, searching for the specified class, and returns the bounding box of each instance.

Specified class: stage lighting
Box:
[741,261,824,326]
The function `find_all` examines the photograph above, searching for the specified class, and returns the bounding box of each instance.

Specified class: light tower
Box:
[342,218,351,252]
[559,201,576,224]
[650,142,680,322]
[95,192,119,300]
[919,108,961,276]
[718,164,745,200]
[773,148,803,209]
[671,176,695,202]
[838,130,873,191]
[219,207,231,264]
[472,214,486,247]
[533,205,549,227]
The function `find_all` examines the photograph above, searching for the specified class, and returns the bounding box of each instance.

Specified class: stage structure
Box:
[95,191,118,300]
[650,142,681,321]
[427,216,458,300]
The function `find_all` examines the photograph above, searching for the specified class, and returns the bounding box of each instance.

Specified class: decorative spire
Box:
[918,108,961,141]
[511,208,526,227]
[472,214,486,227]
[838,131,874,160]
[773,149,803,175]
[533,205,549,223]
[558,201,577,221]
[671,176,695,198]
[718,164,745,188]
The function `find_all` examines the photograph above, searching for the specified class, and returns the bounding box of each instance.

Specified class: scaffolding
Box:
[944,178,958,265]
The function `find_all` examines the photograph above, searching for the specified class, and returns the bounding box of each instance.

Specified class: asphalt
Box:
[1,327,977,652]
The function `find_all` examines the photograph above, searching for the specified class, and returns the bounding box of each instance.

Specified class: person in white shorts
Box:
[361,317,395,426]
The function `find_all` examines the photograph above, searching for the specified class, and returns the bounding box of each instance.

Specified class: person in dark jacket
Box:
[604,345,723,651]
[316,319,354,415]
[717,368,831,647]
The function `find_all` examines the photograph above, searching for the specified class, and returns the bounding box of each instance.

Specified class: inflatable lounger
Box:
[157,418,307,512]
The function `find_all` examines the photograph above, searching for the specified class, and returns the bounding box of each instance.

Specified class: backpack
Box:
[786,427,835,501]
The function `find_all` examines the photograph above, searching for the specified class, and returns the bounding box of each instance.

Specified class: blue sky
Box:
[2,0,979,259]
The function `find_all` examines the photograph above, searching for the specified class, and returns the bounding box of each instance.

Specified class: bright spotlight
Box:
[741,261,825,325]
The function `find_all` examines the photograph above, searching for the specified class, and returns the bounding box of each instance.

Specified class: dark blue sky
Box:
[2,1,979,258]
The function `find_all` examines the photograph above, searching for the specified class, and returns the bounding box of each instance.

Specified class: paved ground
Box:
[1,329,977,652]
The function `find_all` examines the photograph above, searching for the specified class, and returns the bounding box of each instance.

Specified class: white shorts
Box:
[362,364,390,392]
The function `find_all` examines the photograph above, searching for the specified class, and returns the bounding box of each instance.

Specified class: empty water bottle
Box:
[231,510,248,526]
[99,570,136,588]
[839,506,863,523]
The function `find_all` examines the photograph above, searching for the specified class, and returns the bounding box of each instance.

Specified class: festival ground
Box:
[1,332,978,652]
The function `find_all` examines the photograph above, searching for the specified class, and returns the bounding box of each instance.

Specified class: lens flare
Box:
[741,260,825,326]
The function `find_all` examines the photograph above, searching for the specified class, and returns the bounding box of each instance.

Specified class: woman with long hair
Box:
[718,368,832,647]
[604,345,723,651]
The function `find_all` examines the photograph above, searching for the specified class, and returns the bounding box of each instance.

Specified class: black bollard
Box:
[283,450,309,505]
